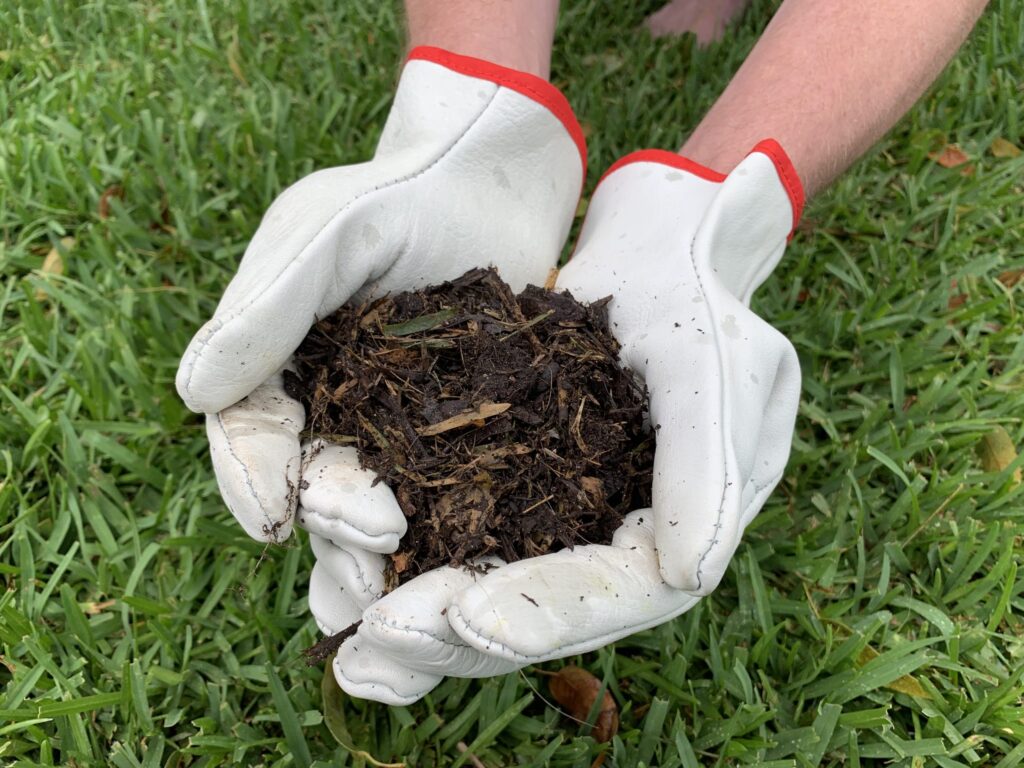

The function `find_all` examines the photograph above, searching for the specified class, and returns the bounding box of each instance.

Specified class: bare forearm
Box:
[682,0,989,197]
[405,0,559,79]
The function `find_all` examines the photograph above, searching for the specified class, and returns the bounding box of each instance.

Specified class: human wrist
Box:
[405,0,558,80]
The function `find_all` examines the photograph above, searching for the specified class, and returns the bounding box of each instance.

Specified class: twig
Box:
[456,742,487,768]
[304,620,362,665]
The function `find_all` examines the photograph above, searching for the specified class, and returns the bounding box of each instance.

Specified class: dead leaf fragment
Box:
[978,426,1021,485]
[35,237,74,299]
[416,402,511,436]
[930,144,970,168]
[548,665,619,743]
[948,292,968,310]
[996,268,1024,288]
[990,137,1022,158]
[856,646,930,698]
[544,267,559,291]
[98,184,124,219]
[390,552,411,574]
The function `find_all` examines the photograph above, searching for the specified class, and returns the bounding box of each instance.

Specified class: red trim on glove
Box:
[597,142,804,238]
[407,46,587,175]
[748,139,804,235]
[599,149,727,186]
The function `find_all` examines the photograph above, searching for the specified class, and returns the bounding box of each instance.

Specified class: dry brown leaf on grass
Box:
[35,237,74,300]
[545,665,620,743]
[996,268,1024,289]
[930,144,974,176]
[990,137,1022,158]
[930,144,970,167]
[98,184,124,219]
[947,279,968,310]
[856,646,930,698]
[978,426,1021,485]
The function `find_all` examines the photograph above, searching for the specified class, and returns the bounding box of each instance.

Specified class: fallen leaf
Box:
[996,268,1024,288]
[990,137,1022,158]
[856,647,930,698]
[548,666,619,743]
[98,184,124,219]
[930,144,970,168]
[416,401,511,436]
[35,237,74,299]
[978,426,1021,485]
[948,293,968,310]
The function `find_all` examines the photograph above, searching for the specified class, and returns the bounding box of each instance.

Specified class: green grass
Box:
[2,0,1023,765]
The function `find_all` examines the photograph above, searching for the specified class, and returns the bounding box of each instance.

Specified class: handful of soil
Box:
[285,268,654,593]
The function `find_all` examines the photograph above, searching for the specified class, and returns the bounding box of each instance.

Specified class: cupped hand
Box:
[312,141,804,704]
[176,47,585,543]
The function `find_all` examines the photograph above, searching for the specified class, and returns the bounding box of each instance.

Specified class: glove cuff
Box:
[597,140,804,238]
[406,46,587,173]
[600,148,727,185]
[747,139,804,236]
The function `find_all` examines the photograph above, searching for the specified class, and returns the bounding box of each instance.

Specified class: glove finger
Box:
[448,510,699,664]
[641,309,798,595]
[176,163,397,415]
[359,562,522,678]
[309,533,385,609]
[309,560,364,635]
[297,440,408,553]
[207,370,304,542]
[334,630,443,706]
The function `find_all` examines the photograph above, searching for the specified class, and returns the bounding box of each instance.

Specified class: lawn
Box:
[1,0,1023,765]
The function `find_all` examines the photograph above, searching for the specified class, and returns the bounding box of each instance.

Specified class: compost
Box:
[285,267,654,594]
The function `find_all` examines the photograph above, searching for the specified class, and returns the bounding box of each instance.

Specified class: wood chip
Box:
[416,402,511,436]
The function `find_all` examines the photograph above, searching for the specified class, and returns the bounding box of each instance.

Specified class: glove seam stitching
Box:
[212,412,279,538]
[313,534,380,597]
[687,232,730,594]
[180,86,501,400]
[367,614,472,650]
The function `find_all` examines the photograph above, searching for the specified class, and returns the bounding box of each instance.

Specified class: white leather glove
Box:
[174,47,586,543]
[315,142,805,703]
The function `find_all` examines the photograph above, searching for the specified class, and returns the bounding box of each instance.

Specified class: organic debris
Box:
[545,665,620,743]
[286,268,653,591]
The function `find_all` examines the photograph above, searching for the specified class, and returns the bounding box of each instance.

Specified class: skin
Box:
[645,0,752,45]
[406,0,990,197]
[680,0,991,196]
[405,0,559,79]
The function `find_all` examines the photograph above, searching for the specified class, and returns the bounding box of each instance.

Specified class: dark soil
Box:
[285,268,653,594]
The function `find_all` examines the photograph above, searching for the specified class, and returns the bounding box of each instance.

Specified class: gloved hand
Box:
[174,47,586,542]
[311,142,804,703]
